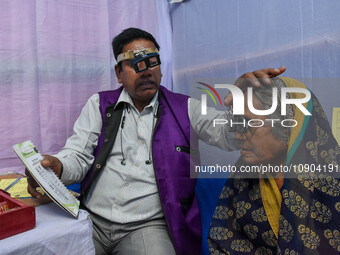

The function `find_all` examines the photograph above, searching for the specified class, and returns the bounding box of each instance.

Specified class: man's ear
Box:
[115,64,122,83]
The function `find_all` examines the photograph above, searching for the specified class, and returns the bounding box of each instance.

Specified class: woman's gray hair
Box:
[253,86,289,142]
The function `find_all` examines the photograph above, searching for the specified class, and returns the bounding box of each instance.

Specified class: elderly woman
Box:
[208,77,340,254]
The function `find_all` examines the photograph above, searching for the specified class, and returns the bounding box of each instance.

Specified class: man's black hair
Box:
[112,27,160,68]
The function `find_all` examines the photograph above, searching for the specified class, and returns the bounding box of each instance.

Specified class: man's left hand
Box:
[224,66,286,106]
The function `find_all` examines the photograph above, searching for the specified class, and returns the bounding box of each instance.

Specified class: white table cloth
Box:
[0,202,95,255]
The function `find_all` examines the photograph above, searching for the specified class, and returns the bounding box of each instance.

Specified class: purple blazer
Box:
[80,86,202,255]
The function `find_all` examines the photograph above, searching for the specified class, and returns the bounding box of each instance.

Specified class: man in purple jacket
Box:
[27,28,285,255]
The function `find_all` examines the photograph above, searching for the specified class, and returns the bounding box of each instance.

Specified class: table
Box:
[0,202,95,255]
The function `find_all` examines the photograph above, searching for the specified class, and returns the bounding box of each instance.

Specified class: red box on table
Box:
[0,189,36,240]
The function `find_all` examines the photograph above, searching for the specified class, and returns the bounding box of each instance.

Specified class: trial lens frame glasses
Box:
[227,115,274,134]
[117,48,161,73]
[130,53,161,73]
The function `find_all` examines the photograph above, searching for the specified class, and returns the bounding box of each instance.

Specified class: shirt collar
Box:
[115,88,159,111]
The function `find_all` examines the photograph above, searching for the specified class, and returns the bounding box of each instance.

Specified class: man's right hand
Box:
[26,155,63,199]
